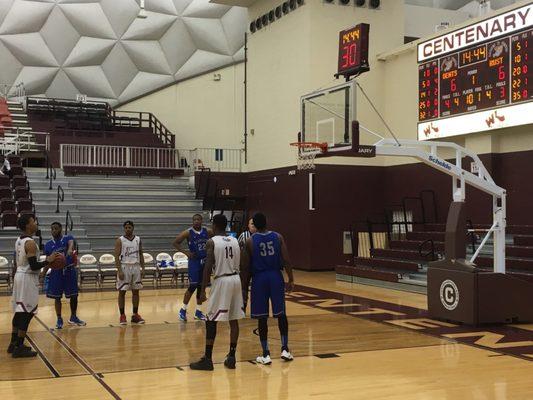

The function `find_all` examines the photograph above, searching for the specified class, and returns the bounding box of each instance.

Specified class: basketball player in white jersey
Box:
[9,214,60,358]
[114,221,145,325]
[190,214,245,371]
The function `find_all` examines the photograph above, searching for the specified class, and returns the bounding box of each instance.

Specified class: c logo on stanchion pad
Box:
[440,279,459,310]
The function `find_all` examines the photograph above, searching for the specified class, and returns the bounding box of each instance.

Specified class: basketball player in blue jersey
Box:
[43,222,86,329]
[241,212,295,364]
[173,214,213,321]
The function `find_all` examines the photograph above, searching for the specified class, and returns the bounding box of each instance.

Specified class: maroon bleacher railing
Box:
[111,110,175,147]
[26,97,175,148]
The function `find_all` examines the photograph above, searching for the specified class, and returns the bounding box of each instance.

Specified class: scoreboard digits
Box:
[511,28,532,103]
[418,61,439,121]
[419,35,521,122]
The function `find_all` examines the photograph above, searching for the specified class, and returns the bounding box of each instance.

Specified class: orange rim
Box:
[289,142,328,152]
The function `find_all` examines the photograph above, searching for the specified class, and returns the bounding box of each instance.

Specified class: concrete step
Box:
[335,265,400,283]
[77,211,204,220]
[506,245,533,258]
[514,236,533,246]
[71,190,195,199]
[476,256,533,272]
[354,257,420,272]
[406,231,445,242]
[390,240,445,252]
[370,248,433,261]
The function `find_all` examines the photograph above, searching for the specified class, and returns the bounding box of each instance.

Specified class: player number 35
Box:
[259,241,275,256]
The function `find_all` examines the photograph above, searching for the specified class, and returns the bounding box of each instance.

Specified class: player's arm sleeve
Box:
[201,239,215,291]
[114,238,122,268]
[139,240,145,268]
[25,240,48,271]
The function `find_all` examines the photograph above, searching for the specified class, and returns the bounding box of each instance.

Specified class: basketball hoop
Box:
[290,142,328,170]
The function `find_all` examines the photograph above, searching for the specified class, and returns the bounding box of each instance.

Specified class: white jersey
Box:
[120,235,141,265]
[212,235,240,278]
[12,236,40,314]
[15,236,38,274]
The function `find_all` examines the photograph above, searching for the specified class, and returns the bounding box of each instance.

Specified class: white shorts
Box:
[12,272,39,314]
[207,274,245,322]
[117,264,143,291]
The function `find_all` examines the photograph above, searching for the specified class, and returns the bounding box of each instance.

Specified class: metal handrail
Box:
[65,210,74,234]
[45,152,56,190]
[56,185,64,213]
[466,219,478,252]
[418,239,436,261]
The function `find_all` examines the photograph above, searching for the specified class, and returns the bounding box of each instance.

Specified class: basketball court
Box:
[0,0,533,399]
[1,271,531,399]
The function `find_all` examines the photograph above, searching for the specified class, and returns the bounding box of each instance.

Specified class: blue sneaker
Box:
[179,308,187,322]
[68,316,87,326]
[194,310,207,321]
[56,317,63,330]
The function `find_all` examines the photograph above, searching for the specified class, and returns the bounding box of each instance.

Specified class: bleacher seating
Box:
[0,159,34,230]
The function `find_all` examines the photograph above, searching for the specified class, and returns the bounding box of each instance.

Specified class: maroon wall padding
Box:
[204,148,533,271]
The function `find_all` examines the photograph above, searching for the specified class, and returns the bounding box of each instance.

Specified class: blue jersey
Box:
[188,227,208,260]
[251,231,282,274]
[44,235,74,266]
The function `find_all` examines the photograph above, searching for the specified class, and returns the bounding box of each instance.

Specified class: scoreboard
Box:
[417,4,533,140]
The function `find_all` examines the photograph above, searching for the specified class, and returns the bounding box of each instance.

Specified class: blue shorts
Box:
[188,259,205,285]
[250,270,286,319]
[46,267,78,299]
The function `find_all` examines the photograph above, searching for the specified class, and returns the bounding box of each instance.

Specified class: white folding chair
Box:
[98,254,117,288]
[142,253,157,287]
[79,254,99,289]
[156,252,176,287]
[0,256,11,290]
[173,252,189,285]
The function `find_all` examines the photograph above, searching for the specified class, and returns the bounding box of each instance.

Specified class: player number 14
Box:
[225,246,234,259]
[259,241,275,256]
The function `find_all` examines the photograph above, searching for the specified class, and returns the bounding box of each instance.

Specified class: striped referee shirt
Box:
[238,230,251,248]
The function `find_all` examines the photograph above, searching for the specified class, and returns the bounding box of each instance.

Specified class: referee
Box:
[238,218,256,249]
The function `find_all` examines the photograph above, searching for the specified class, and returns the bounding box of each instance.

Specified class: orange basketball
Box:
[49,253,66,270]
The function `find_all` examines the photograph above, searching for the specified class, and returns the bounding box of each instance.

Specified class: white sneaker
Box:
[255,355,272,365]
[281,350,294,361]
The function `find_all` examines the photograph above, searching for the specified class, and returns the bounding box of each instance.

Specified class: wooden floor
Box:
[0,271,531,399]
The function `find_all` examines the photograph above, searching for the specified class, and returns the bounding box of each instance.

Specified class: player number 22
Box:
[259,241,275,256]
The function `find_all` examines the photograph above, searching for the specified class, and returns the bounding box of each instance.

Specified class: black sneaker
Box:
[12,345,37,358]
[224,354,236,369]
[8,343,32,354]
[190,356,214,371]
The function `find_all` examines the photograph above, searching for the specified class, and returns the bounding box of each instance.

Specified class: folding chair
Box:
[0,256,11,291]
[173,252,189,286]
[156,252,176,287]
[79,254,99,289]
[98,254,117,288]
[142,253,157,287]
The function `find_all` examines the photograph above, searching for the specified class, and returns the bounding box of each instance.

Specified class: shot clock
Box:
[336,23,370,79]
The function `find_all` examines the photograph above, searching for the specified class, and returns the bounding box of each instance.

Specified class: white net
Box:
[296,148,322,170]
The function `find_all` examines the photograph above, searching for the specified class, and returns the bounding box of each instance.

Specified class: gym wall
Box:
[118,63,244,151]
